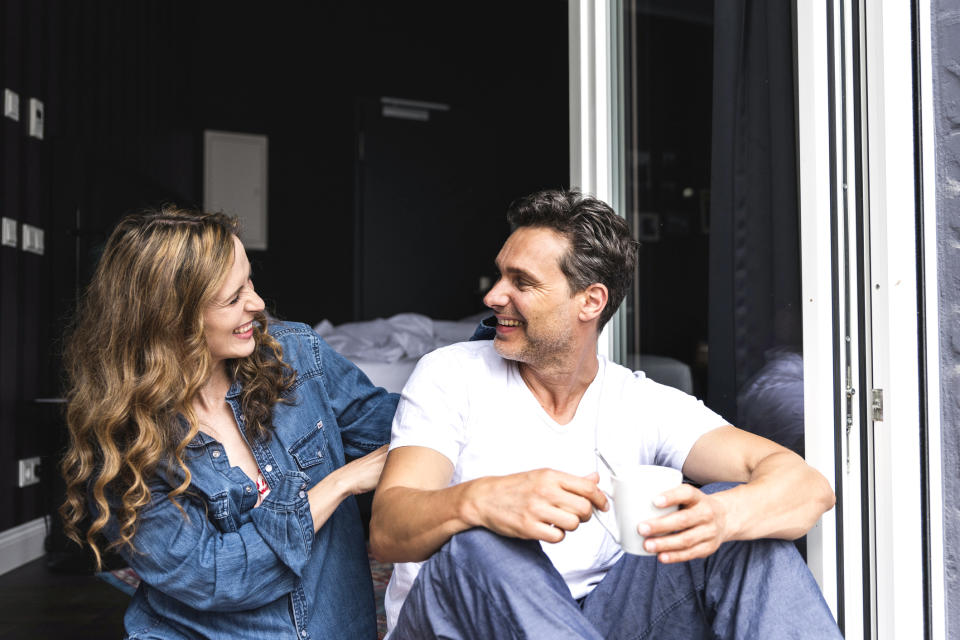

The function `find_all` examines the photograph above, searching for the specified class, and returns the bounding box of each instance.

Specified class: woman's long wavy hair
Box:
[60,207,294,568]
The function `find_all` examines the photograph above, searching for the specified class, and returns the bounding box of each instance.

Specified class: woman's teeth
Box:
[499,319,522,327]
[233,322,253,334]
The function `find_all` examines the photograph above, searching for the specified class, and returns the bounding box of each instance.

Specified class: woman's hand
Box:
[306,445,389,533]
[336,444,389,495]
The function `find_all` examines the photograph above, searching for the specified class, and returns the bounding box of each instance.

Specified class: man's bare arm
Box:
[640,426,835,563]
[369,445,608,563]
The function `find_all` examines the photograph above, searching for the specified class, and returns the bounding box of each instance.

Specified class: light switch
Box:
[1,218,16,248]
[28,98,43,139]
[3,89,18,121]
[22,224,44,255]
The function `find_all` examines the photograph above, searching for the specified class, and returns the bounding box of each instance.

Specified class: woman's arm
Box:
[305,444,388,532]
[110,471,315,612]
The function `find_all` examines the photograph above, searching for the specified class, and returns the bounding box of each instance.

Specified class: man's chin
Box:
[492,337,525,362]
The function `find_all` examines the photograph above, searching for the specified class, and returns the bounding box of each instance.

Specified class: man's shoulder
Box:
[598,355,647,391]
[598,356,698,405]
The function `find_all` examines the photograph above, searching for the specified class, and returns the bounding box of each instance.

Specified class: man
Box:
[370,189,841,639]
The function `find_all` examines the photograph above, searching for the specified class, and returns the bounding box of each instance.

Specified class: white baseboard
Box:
[0,517,47,576]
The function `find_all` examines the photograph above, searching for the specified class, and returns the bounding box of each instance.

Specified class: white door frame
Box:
[860,0,927,637]
[792,0,940,637]
[569,0,625,361]
[795,0,841,618]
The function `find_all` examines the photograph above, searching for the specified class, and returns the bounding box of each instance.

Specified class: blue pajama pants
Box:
[392,483,843,639]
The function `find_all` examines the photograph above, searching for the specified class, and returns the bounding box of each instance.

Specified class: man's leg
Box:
[581,483,843,640]
[391,528,603,640]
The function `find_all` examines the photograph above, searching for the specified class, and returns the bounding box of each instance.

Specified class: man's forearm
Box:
[716,451,835,541]
[369,483,475,562]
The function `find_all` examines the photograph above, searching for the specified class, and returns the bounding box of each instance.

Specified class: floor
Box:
[0,551,392,639]
[0,556,128,639]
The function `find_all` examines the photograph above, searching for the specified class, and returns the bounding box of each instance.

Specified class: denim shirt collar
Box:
[225,377,242,399]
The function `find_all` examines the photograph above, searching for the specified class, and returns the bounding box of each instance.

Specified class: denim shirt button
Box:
[299,491,306,499]
[212,450,221,458]
[264,464,273,472]
[300,483,306,489]
[316,420,323,429]
[300,631,307,637]
[245,486,252,493]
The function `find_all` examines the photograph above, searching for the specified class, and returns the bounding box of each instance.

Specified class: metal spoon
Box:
[594,448,618,477]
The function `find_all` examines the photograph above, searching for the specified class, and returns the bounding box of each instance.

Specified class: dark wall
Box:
[1,0,197,534]
[187,1,569,325]
[1,0,52,533]
[932,0,960,636]
[0,0,568,534]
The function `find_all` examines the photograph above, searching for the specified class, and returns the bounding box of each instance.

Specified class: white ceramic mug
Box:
[593,465,683,555]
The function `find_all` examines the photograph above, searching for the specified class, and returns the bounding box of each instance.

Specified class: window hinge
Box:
[871,388,884,422]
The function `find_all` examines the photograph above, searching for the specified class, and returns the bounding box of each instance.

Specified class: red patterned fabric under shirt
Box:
[256,470,270,500]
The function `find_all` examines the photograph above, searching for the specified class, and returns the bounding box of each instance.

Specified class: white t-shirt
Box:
[383,341,727,633]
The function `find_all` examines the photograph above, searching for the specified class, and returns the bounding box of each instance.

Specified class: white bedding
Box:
[314,312,485,392]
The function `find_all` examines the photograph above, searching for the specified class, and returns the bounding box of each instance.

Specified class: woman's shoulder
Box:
[266,319,313,341]
[264,319,337,373]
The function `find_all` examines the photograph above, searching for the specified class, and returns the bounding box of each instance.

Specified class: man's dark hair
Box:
[506,189,638,331]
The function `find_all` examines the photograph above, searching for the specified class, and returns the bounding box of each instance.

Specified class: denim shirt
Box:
[115,322,399,640]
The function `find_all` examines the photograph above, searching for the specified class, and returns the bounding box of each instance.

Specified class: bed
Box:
[314,312,694,395]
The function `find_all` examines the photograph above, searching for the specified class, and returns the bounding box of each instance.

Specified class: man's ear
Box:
[578,283,608,323]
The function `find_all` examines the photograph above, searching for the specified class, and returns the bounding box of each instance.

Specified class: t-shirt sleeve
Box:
[631,374,730,470]
[388,347,469,466]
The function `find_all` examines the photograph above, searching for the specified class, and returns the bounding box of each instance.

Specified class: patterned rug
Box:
[97,550,394,638]
[369,554,394,639]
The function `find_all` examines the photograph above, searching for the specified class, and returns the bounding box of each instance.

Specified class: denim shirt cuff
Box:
[249,471,315,575]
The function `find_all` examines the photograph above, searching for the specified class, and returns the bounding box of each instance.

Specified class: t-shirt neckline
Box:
[507,356,607,431]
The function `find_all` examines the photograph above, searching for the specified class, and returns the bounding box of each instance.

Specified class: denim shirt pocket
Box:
[289,419,331,472]
[208,491,237,533]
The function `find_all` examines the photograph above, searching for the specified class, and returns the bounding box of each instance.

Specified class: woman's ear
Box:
[578,283,608,324]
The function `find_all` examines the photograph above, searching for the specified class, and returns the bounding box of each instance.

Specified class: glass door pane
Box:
[622,0,805,459]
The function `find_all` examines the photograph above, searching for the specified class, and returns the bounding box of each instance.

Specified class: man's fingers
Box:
[557,473,608,510]
[653,483,700,508]
[533,522,567,544]
[536,503,589,532]
[644,522,717,554]
[549,492,597,523]
[656,540,717,564]
[640,503,709,536]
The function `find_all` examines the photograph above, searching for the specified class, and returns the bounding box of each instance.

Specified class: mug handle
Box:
[592,488,619,545]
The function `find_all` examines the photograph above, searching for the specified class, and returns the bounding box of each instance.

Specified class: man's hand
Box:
[463,470,608,543]
[635,484,731,564]
[371,447,607,562]
[629,425,836,565]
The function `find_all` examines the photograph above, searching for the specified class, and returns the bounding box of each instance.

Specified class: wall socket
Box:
[18,457,41,488]
[3,88,19,121]
[1,217,16,248]
[28,98,43,139]
[21,224,44,255]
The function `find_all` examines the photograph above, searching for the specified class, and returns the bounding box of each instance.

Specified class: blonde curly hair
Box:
[60,207,294,568]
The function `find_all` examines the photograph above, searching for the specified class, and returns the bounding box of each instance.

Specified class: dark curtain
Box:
[707,0,801,424]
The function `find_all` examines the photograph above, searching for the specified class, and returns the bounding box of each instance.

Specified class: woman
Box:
[60,208,397,639]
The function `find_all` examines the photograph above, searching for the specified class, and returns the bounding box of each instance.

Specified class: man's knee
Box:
[440,527,542,566]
